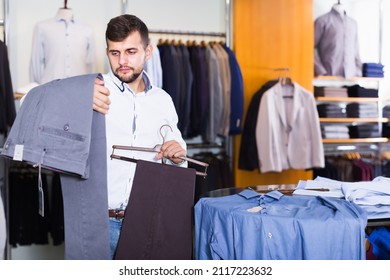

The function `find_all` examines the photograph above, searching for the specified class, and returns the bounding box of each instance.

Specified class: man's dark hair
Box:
[105,14,150,47]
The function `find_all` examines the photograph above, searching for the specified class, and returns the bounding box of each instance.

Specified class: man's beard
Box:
[114,67,142,83]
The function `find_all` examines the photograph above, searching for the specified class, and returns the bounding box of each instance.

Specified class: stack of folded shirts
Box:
[348,124,381,138]
[317,103,346,118]
[346,84,379,98]
[314,86,348,97]
[363,63,384,78]
[383,105,390,118]
[346,102,378,118]
[321,125,350,139]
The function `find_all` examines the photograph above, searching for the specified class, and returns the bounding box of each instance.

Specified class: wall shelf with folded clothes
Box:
[313,76,383,90]
[314,77,387,143]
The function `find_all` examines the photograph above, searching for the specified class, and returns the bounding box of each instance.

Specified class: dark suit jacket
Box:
[0,40,16,134]
[238,80,278,170]
[188,45,209,138]
[223,45,244,135]
[158,44,181,114]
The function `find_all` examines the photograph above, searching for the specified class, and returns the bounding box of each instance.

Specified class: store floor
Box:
[10,242,64,260]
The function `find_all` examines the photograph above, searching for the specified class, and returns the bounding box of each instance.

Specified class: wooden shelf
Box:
[322,138,389,144]
[314,76,383,82]
[320,118,388,123]
[316,97,383,102]
[14,93,25,100]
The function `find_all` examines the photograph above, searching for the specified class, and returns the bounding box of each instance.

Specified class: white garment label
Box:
[13,144,24,161]
[247,206,263,213]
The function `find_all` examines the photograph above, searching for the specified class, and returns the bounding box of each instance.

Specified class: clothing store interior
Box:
[1,0,390,260]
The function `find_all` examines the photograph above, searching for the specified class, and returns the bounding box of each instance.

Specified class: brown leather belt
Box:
[108,209,125,219]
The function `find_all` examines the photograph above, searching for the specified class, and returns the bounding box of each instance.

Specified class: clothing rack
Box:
[149,29,226,38]
[148,1,234,171]
[1,0,9,44]
[121,0,232,45]
[187,141,225,150]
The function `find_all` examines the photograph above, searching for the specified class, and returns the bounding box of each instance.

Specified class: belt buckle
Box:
[114,209,121,219]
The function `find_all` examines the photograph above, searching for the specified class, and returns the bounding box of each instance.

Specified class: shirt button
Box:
[268,232,272,238]
[63,124,70,131]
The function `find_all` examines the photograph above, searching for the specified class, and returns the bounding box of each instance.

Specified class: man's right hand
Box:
[93,77,111,114]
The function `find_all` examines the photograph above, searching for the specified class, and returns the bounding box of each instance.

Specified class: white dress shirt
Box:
[104,71,187,209]
[314,7,362,78]
[144,40,163,88]
[29,12,96,84]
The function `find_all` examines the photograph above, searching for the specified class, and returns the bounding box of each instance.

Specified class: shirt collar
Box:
[238,189,284,200]
[55,14,75,23]
[331,7,346,17]
[108,70,152,94]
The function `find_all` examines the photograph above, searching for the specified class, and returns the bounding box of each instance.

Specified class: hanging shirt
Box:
[104,71,187,210]
[144,40,163,88]
[29,14,96,84]
[314,7,362,78]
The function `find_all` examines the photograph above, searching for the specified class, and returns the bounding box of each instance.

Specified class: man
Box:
[93,14,187,258]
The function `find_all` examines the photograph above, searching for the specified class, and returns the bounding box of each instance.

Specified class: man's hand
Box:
[156,140,186,164]
[93,77,111,114]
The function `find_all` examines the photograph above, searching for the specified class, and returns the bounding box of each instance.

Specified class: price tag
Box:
[13,144,24,161]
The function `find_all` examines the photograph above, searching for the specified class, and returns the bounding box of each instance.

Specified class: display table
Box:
[194,185,368,260]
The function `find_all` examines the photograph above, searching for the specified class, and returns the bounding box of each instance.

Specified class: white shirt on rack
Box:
[103,70,187,210]
[29,9,96,84]
[144,40,163,88]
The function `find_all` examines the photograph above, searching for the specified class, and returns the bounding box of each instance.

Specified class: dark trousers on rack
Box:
[115,160,196,260]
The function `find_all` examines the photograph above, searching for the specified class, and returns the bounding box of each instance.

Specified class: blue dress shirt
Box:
[195,190,367,260]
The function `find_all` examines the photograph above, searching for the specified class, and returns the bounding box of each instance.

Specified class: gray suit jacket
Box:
[1,74,110,259]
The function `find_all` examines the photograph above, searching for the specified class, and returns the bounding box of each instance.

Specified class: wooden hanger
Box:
[186,40,193,47]
[157,38,165,46]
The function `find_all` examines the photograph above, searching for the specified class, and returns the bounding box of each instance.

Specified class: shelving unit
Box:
[314,75,386,145]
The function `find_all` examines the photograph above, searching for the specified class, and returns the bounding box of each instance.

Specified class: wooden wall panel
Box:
[233,0,315,186]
